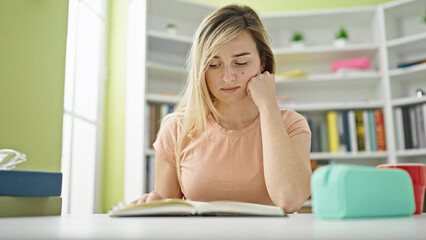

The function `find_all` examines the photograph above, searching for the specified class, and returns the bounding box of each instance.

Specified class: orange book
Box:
[375,109,386,151]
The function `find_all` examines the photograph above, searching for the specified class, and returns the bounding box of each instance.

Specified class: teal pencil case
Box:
[311,164,415,219]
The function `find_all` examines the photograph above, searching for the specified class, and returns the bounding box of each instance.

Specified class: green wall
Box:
[102,0,133,213]
[102,0,394,212]
[0,0,69,172]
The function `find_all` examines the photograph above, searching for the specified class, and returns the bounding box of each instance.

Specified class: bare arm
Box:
[130,153,182,205]
[248,72,312,213]
[154,153,183,198]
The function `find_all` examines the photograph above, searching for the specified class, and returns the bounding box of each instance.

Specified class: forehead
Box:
[214,30,258,57]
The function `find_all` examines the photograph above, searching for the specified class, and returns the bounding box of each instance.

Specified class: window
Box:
[61,0,106,214]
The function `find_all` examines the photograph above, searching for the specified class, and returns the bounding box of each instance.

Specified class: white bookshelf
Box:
[124,0,426,196]
[382,0,426,163]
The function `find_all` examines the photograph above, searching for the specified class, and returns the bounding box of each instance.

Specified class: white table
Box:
[0,213,425,239]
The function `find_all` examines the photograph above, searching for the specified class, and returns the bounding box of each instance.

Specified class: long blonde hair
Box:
[162,4,275,193]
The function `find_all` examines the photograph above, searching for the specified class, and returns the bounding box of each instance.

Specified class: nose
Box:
[222,64,236,83]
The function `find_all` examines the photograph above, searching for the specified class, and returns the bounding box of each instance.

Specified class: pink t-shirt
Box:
[153,109,311,205]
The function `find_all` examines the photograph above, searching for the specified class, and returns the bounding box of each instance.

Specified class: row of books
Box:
[0,170,62,217]
[307,109,386,153]
[394,103,426,150]
[147,103,175,148]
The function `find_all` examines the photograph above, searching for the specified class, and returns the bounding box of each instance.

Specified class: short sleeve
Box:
[152,115,182,167]
[281,109,311,137]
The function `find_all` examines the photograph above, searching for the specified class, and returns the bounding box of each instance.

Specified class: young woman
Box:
[131,4,311,213]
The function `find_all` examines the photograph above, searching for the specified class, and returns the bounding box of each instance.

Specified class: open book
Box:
[110,199,286,217]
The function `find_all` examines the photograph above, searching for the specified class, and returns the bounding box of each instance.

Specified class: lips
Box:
[221,86,240,93]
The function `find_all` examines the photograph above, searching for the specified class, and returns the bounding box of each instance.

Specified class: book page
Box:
[195,201,286,216]
[111,199,197,216]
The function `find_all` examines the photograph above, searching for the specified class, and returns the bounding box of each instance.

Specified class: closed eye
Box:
[209,63,220,69]
[235,62,247,66]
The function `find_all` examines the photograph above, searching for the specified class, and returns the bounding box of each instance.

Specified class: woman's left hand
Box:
[246,71,277,110]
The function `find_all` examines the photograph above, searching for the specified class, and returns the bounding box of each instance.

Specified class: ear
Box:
[260,62,265,73]
[260,55,266,72]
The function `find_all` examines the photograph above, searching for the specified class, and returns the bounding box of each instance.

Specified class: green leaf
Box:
[291,32,304,42]
[335,26,348,39]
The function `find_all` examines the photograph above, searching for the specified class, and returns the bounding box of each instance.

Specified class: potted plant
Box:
[334,26,348,47]
[423,8,426,24]
[290,32,305,49]
[166,23,177,35]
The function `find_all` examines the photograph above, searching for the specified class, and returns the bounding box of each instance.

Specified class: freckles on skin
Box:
[241,72,244,75]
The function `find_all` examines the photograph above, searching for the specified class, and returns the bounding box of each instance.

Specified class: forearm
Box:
[258,102,312,212]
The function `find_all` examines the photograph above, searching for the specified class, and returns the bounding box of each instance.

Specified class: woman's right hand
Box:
[129,191,167,205]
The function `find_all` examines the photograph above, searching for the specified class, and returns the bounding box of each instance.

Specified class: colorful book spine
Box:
[337,111,347,152]
[368,110,378,151]
[304,115,314,152]
[319,121,329,152]
[348,110,358,153]
[355,110,365,152]
[148,103,175,148]
[311,119,320,153]
[0,170,62,196]
[409,106,419,148]
[402,106,413,149]
[423,103,426,149]
[374,109,386,151]
[146,156,156,193]
[363,110,371,152]
[342,111,351,152]
[0,196,61,217]
[415,104,426,148]
[149,104,157,148]
[394,107,405,150]
[326,111,339,153]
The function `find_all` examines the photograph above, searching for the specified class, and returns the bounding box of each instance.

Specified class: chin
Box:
[218,94,251,106]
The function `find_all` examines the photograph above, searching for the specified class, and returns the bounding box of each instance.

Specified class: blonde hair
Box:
[162,5,275,194]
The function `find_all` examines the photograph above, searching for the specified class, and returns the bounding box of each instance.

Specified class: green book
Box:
[319,121,329,152]
[368,110,378,151]
[0,196,61,217]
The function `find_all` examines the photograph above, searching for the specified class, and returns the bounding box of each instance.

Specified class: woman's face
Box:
[205,30,264,106]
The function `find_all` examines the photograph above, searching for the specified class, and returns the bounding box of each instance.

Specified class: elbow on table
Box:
[275,189,311,213]
[277,200,303,214]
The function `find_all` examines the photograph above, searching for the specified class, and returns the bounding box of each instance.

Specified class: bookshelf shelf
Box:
[386,32,426,49]
[147,93,181,104]
[147,30,193,44]
[279,101,384,112]
[310,152,388,160]
[387,35,426,56]
[392,96,426,107]
[147,61,186,74]
[273,43,378,56]
[396,148,426,157]
[389,63,426,78]
[275,72,380,85]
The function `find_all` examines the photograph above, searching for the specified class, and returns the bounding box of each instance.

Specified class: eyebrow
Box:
[213,52,251,59]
